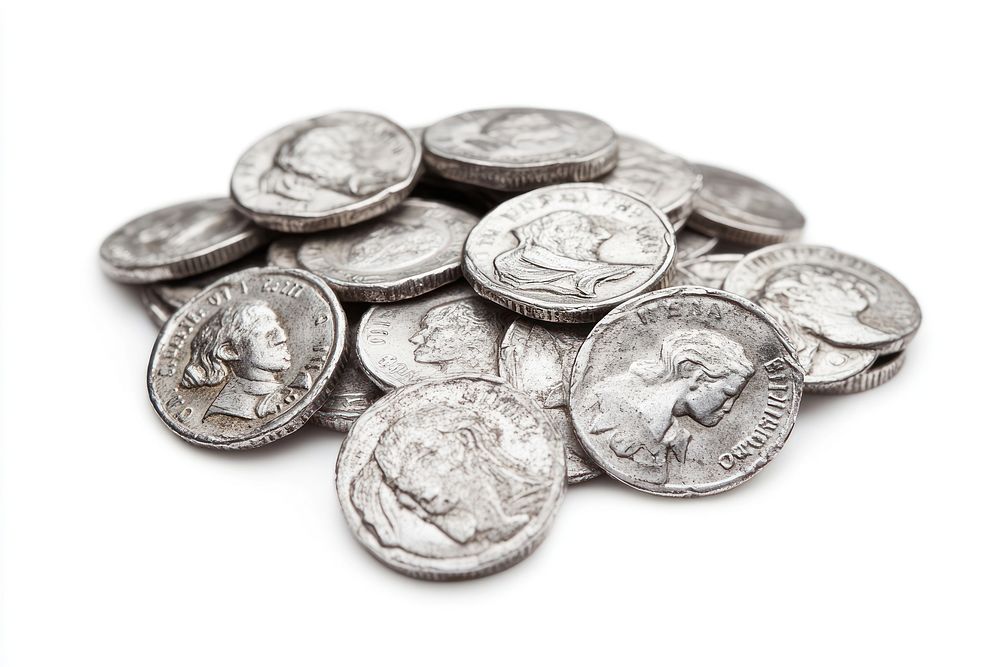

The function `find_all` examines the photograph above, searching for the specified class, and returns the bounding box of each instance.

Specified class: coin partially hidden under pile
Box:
[101,105,921,580]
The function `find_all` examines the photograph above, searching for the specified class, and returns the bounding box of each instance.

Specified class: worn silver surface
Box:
[297,198,478,302]
[674,229,720,262]
[723,244,921,385]
[463,184,676,323]
[356,283,516,390]
[570,287,804,496]
[144,253,266,314]
[266,236,304,269]
[675,253,744,289]
[807,350,907,395]
[311,357,381,432]
[599,136,701,230]
[690,164,805,245]
[231,111,421,233]
[422,108,618,191]
[100,198,267,284]
[148,267,346,449]
[140,287,173,327]
[336,375,565,580]
[498,319,600,484]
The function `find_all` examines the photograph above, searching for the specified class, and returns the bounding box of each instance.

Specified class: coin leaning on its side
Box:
[463,183,676,323]
[674,228,720,262]
[674,253,745,289]
[100,198,268,284]
[147,267,347,449]
[806,350,907,395]
[267,236,305,269]
[335,375,566,580]
[569,286,804,496]
[310,314,382,432]
[422,107,618,191]
[230,110,422,233]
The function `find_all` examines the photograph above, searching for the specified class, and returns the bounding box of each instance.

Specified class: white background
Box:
[2,2,997,665]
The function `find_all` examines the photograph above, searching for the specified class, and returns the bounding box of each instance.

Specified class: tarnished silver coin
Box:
[296,198,478,302]
[100,198,268,284]
[499,319,600,484]
[148,267,346,449]
[310,311,382,432]
[140,252,266,318]
[463,183,676,323]
[266,236,304,269]
[675,253,744,289]
[231,111,421,233]
[140,287,174,327]
[599,135,701,230]
[570,287,804,496]
[690,164,805,245]
[336,375,566,580]
[422,108,618,191]
[356,283,516,390]
[674,229,719,262]
[723,244,921,386]
[807,350,907,395]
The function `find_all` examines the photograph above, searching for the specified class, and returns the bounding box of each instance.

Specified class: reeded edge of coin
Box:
[687,211,803,247]
[147,267,347,450]
[569,285,805,497]
[807,350,906,395]
[462,184,676,323]
[335,374,566,581]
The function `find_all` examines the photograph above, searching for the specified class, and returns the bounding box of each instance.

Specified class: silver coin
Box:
[296,198,478,302]
[231,111,421,233]
[675,253,744,289]
[569,286,804,496]
[807,350,907,395]
[690,164,805,245]
[422,107,618,191]
[335,375,566,580]
[463,183,676,323]
[140,287,174,327]
[143,252,266,315]
[356,283,516,391]
[499,319,601,484]
[674,229,719,262]
[310,356,382,432]
[100,198,268,284]
[148,267,347,450]
[266,236,304,269]
[599,135,701,230]
[723,244,921,385]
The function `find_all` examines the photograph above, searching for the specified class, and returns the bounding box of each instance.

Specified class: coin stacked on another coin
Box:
[100,106,921,580]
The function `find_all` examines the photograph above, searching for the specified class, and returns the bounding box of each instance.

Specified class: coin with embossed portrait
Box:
[231,111,422,233]
[675,253,744,289]
[569,286,804,496]
[723,244,921,386]
[463,183,676,323]
[100,198,268,284]
[356,283,516,391]
[148,267,347,449]
[296,198,478,302]
[336,375,566,580]
[423,107,618,191]
[690,164,805,246]
[499,319,600,484]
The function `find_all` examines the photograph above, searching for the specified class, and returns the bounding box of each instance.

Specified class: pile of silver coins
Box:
[100,108,921,580]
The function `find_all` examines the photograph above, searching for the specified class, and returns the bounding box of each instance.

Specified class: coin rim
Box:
[807,349,907,394]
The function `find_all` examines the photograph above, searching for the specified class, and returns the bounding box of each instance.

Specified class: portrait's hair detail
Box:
[182,300,278,388]
[412,298,503,372]
[759,264,877,318]
[628,329,754,385]
[345,220,444,268]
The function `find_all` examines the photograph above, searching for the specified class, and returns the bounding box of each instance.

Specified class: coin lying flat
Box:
[675,253,744,289]
[266,236,305,269]
[296,198,478,302]
[599,135,701,230]
[690,164,805,246]
[356,283,516,391]
[674,229,719,262]
[100,198,268,284]
[148,267,346,449]
[723,244,921,385]
[570,286,804,496]
[499,319,601,484]
[463,183,676,323]
[422,107,618,191]
[336,375,566,580]
[231,111,421,233]
[807,350,907,395]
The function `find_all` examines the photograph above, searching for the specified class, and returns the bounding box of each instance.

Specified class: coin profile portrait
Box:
[408,297,504,374]
[464,109,579,156]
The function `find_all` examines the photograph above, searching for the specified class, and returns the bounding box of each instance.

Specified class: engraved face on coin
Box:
[356,283,515,390]
[674,229,719,262]
[100,198,268,283]
[570,287,804,496]
[463,184,676,323]
[499,320,600,483]
[690,164,805,245]
[599,136,701,229]
[675,253,744,289]
[423,108,618,191]
[148,267,346,449]
[141,252,266,319]
[336,375,565,580]
[296,198,478,302]
[231,111,421,232]
[723,244,921,385]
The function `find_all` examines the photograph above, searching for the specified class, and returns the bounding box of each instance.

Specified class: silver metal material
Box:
[463,183,676,323]
[310,315,381,431]
[675,253,745,289]
[231,111,421,233]
[147,267,347,449]
[336,375,566,580]
[569,286,804,496]
[807,350,907,395]
[422,108,618,191]
[498,319,601,484]
[674,229,719,262]
[266,236,304,269]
